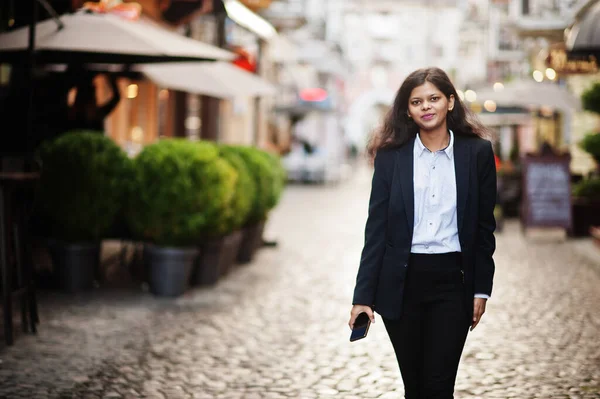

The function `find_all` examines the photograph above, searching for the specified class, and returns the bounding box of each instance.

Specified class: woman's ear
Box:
[448,94,455,111]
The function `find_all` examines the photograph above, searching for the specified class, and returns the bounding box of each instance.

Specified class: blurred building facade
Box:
[457,0,527,87]
[507,0,600,174]
[0,0,290,153]
[274,0,529,148]
[324,0,466,146]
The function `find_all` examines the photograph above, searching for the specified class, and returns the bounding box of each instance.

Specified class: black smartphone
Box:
[350,312,371,342]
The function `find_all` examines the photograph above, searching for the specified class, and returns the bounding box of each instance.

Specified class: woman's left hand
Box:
[471,298,487,331]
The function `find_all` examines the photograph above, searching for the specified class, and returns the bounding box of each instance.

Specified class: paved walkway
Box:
[1,166,600,399]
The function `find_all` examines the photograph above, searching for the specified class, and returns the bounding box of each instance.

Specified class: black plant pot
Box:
[237,220,266,264]
[48,241,100,293]
[570,198,600,237]
[146,245,198,297]
[192,237,225,286]
[221,230,243,276]
[190,230,243,286]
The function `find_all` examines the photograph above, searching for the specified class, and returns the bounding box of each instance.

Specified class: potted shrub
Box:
[226,146,286,263]
[571,178,600,236]
[582,82,600,116]
[260,150,287,211]
[570,83,600,236]
[127,139,236,297]
[36,131,133,292]
[222,146,272,263]
[191,146,256,285]
[580,133,600,168]
[581,82,600,168]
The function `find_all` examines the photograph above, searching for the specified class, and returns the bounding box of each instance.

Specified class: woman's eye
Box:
[412,101,420,105]
[431,97,439,101]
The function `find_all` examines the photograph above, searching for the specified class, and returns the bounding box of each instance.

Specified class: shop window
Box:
[104,77,158,155]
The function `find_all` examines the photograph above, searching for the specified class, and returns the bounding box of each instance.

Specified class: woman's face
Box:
[407,81,455,132]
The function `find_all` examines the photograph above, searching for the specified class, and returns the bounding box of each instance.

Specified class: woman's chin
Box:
[417,121,445,132]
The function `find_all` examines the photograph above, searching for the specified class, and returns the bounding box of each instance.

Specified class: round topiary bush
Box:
[224,146,274,225]
[580,133,600,163]
[219,146,256,233]
[37,130,134,242]
[127,139,237,247]
[582,82,600,115]
[573,178,600,199]
[258,150,287,211]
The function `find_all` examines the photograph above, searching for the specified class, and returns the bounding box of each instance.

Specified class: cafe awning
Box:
[565,0,600,57]
[0,11,235,64]
[140,62,277,98]
[476,80,581,113]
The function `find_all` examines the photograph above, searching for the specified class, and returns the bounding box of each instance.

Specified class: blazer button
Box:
[403,263,408,268]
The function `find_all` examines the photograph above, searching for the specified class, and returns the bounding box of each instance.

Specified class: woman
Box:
[348,67,496,398]
[68,71,121,132]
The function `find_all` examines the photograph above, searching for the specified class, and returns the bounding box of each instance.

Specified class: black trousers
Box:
[383,252,470,399]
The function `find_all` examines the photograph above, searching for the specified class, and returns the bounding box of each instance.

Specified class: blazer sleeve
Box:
[352,151,391,306]
[474,140,497,296]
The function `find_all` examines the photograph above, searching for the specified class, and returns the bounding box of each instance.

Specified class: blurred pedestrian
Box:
[67,68,121,132]
[348,67,496,398]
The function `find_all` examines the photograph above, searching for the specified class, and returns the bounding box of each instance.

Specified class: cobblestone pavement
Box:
[1,166,600,399]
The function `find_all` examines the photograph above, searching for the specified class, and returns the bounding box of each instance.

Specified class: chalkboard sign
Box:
[521,154,572,230]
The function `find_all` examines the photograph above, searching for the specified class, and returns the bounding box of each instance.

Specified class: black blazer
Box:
[352,133,497,320]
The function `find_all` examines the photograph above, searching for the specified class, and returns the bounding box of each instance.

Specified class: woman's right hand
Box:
[348,304,375,330]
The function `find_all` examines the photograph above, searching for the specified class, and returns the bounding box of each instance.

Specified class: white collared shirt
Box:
[411,130,489,299]
[411,130,461,254]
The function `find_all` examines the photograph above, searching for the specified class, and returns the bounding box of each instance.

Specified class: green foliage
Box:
[223,146,286,225]
[218,146,256,233]
[258,150,287,210]
[127,139,237,247]
[582,82,600,115]
[572,178,600,199]
[579,132,600,160]
[37,131,134,242]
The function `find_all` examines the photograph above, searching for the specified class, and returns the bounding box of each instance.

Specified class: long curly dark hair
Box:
[366,67,492,159]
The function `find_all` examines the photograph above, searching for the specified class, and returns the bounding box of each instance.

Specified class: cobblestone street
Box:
[1,166,600,399]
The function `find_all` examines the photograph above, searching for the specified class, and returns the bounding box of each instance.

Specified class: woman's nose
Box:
[421,102,431,110]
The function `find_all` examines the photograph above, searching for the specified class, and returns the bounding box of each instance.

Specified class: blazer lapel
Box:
[396,138,415,239]
[453,135,470,234]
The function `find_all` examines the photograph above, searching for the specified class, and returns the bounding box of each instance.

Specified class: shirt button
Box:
[432,166,436,169]
[425,245,429,249]
[432,195,435,198]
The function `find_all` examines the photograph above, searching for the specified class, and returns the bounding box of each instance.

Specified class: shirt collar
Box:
[414,130,454,159]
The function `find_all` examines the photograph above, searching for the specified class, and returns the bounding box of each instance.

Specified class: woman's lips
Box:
[421,114,435,121]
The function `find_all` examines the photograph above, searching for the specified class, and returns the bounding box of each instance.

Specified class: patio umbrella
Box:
[476,80,581,113]
[0,10,235,64]
[140,62,276,98]
[565,0,600,58]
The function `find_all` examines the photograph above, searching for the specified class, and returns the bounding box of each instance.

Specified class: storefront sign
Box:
[546,46,598,74]
[521,154,572,230]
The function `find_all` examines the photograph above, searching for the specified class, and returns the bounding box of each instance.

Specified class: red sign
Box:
[299,88,328,102]
[231,46,256,73]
